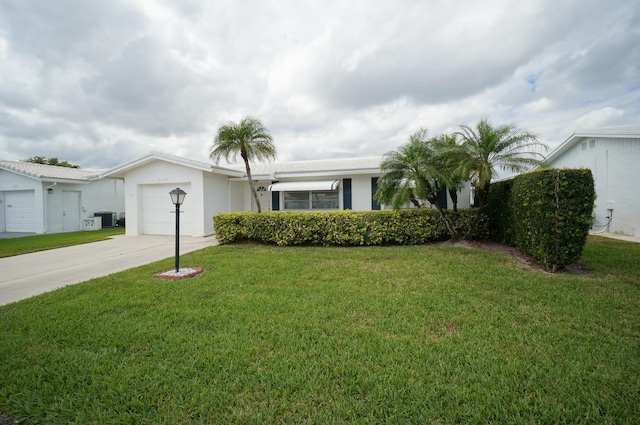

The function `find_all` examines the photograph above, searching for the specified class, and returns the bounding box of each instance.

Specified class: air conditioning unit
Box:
[94,212,117,227]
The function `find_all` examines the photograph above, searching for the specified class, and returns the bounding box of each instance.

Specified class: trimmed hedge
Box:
[213,209,489,247]
[487,168,595,271]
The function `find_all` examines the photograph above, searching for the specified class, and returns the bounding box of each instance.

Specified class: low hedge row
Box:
[213,209,489,246]
[487,168,595,271]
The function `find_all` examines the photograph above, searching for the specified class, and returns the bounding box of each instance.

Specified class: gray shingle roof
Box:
[0,160,105,182]
[573,126,640,138]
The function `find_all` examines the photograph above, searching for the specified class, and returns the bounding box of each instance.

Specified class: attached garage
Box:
[5,190,36,232]
[103,152,245,237]
[140,183,193,235]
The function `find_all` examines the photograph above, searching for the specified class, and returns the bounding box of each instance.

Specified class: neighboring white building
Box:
[544,127,640,237]
[0,160,124,234]
[104,152,471,237]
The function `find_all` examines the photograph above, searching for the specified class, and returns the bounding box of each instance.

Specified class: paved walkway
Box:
[0,235,218,306]
[592,233,640,243]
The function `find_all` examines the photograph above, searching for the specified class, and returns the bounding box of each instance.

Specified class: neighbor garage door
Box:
[5,190,36,232]
[141,183,193,235]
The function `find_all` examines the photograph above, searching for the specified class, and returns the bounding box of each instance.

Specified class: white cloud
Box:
[0,0,639,168]
[573,107,626,130]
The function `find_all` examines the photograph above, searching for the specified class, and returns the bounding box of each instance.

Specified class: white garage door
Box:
[5,190,36,232]
[141,183,193,235]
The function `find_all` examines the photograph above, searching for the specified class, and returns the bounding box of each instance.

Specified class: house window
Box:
[284,191,339,210]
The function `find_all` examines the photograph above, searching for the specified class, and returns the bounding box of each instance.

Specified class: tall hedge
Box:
[213,209,488,247]
[487,168,595,271]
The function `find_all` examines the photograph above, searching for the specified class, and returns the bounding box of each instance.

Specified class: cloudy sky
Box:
[0,0,638,169]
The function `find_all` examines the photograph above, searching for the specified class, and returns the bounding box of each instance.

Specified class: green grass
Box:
[0,228,125,258]
[1,236,638,424]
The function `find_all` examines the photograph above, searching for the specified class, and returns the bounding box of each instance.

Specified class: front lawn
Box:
[0,228,125,258]
[0,236,638,424]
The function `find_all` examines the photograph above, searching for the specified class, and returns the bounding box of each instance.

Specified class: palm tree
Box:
[433,133,464,212]
[210,117,277,213]
[375,129,459,239]
[454,118,547,212]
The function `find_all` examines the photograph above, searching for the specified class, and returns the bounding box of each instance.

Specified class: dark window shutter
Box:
[271,181,280,211]
[371,177,380,210]
[437,186,448,209]
[343,178,352,210]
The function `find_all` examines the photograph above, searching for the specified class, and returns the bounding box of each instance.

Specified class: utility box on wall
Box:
[83,216,102,231]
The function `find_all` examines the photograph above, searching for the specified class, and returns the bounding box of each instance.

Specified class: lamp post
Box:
[169,188,187,272]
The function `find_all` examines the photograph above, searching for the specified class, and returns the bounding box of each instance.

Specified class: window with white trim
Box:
[283,191,339,210]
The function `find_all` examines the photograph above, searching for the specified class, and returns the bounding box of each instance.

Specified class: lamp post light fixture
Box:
[169,187,187,272]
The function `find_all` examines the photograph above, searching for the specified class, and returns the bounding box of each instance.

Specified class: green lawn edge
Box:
[0,228,125,258]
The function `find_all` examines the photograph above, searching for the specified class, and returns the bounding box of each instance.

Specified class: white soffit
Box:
[268,180,340,191]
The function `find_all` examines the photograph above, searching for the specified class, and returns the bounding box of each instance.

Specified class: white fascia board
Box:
[274,168,381,179]
[0,166,42,181]
[42,178,91,184]
[103,152,243,178]
[543,133,581,166]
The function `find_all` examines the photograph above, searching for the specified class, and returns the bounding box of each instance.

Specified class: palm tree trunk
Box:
[428,195,459,240]
[448,188,458,212]
[242,153,262,213]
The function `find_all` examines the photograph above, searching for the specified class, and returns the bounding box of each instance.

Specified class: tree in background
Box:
[210,117,277,213]
[374,129,459,239]
[23,156,80,168]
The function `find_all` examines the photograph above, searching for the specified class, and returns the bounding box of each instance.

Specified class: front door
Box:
[254,184,271,212]
[63,191,81,231]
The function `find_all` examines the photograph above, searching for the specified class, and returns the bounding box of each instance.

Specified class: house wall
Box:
[228,181,245,212]
[548,137,640,237]
[351,175,379,210]
[45,179,124,233]
[263,174,470,212]
[203,172,232,235]
[122,161,206,236]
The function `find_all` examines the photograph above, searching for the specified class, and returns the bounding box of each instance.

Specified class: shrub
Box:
[213,209,488,247]
[486,169,595,271]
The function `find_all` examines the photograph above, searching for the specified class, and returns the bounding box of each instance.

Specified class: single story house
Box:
[0,160,124,234]
[544,126,640,237]
[103,151,471,237]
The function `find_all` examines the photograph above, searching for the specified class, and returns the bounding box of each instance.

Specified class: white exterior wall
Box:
[228,181,245,212]
[45,179,124,233]
[203,172,233,235]
[351,175,378,210]
[123,161,206,237]
[548,137,640,237]
[263,174,467,212]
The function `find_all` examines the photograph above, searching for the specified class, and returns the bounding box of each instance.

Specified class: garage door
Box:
[141,183,193,235]
[5,190,36,232]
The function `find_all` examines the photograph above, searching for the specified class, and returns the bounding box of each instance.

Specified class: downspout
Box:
[43,182,57,233]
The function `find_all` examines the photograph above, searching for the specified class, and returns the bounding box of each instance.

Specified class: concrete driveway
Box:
[0,235,218,306]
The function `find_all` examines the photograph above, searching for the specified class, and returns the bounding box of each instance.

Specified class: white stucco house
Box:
[0,160,124,234]
[544,127,640,237]
[103,151,471,237]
